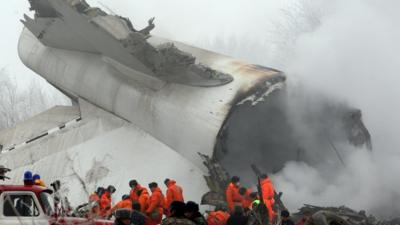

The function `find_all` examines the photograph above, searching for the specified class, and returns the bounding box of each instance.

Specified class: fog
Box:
[2,0,400,218]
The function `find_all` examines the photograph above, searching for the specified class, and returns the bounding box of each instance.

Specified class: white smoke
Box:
[269,0,400,218]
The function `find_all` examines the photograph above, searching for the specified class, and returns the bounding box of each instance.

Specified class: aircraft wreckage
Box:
[0,0,371,206]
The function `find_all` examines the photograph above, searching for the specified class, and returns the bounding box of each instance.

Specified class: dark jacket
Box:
[131,210,146,225]
[226,213,248,225]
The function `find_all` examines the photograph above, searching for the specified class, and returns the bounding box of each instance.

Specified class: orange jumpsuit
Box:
[111,198,132,212]
[261,177,275,221]
[225,183,243,213]
[241,188,253,210]
[165,180,184,211]
[99,192,112,218]
[138,188,150,213]
[146,187,165,225]
[88,193,101,216]
[130,184,147,202]
[207,210,230,225]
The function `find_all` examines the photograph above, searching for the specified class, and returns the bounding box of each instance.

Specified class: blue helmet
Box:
[24,171,33,181]
[33,174,41,180]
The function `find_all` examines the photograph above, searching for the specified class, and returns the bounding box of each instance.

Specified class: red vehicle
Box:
[0,184,113,225]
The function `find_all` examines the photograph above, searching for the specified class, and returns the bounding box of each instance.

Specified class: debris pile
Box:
[199,156,399,225]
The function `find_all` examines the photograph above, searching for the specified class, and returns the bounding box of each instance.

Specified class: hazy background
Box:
[1,0,399,218]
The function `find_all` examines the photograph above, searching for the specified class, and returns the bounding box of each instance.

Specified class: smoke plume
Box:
[269,0,400,218]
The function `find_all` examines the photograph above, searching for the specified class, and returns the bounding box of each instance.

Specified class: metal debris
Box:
[23,0,233,86]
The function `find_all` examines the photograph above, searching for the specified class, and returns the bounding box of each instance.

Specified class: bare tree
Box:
[267,0,323,67]
[195,0,323,69]
[0,69,19,129]
[0,68,70,130]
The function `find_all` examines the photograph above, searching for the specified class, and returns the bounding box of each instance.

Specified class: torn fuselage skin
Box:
[214,74,373,184]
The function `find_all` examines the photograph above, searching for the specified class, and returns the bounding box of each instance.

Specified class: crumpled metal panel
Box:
[22,0,234,86]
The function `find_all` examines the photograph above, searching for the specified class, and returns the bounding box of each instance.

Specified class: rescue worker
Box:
[239,187,253,211]
[110,195,132,213]
[162,201,196,225]
[260,174,275,221]
[23,171,34,185]
[280,210,295,225]
[146,182,165,225]
[164,178,184,216]
[129,180,146,200]
[207,205,230,225]
[137,188,150,214]
[184,201,207,225]
[33,174,45,187]
[89,187,104,217]
[129,180,140,202]
[100,185,116,218]
[129,180,149,213]
[89,187,105,202]
[225,176,242,213]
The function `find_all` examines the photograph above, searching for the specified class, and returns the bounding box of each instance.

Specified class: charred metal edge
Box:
[212,71,286,161]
